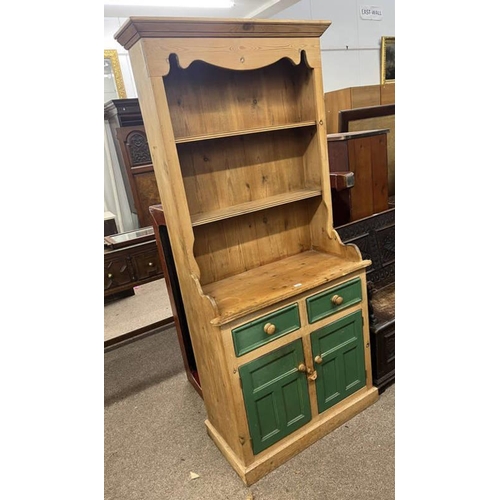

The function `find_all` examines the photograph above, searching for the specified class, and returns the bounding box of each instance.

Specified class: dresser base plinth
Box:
[205,385,379,485]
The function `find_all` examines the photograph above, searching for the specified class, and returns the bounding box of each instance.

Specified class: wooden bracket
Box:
[330,171,355,191]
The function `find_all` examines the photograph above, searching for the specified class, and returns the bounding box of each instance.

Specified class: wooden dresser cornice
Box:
[115,17,331,49]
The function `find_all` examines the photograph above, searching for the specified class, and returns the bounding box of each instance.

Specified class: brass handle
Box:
[263,323,276,335]
[331,294,343,306]
[107,273,113,279]
[298,364,318,380]
[314,355,323,364]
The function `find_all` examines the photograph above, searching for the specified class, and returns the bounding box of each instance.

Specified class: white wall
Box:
[271,0,395,92]
[104,0,395,98]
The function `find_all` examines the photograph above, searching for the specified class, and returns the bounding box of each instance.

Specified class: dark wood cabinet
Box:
[104,99,161,228]
[336,209,395,392]
[328,129,389,227]
[149,205,202,398]
[104,230,163,297]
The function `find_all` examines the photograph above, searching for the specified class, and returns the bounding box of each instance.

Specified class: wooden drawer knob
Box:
[298,363,307,373]
[314,355,323,364]
[331,294,343,306]
[263,323,276,335]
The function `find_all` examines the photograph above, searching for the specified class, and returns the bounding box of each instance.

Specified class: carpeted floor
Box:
[105,325,395,500]
[104,279,173,342]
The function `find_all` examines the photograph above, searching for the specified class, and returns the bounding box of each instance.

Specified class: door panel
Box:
[239,339,311,455]
[311,310,366,413]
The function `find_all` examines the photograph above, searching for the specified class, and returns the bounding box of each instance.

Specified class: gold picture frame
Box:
[381,36,395,84]
[104,49,127,101]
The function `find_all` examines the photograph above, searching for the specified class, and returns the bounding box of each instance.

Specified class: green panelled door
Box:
[239,339,311,455]
[311,310,366,413]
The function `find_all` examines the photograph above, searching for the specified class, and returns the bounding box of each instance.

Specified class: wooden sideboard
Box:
[104,228,163,298]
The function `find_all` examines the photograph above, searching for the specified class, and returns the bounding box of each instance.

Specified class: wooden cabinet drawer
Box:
[132,250,162,280]
[104,238,164,297]
[232,304,300,357]
[104,257,133,292]
[306,278,362,324]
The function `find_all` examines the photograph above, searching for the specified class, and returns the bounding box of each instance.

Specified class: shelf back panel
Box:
[177,127,317,217]
[194,197,320,285]
[163,55,315,140]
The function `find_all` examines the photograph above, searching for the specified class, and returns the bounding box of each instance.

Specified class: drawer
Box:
[132,250,162,280]
[104,257,133,292]
[232,304,300,357]
[306,278,362,323]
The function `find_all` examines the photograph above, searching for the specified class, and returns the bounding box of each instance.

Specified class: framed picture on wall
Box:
[381,36,395,84]
[104,49,127,102]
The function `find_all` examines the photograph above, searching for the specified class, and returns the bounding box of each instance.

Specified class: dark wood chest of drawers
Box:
[104,238,163,297]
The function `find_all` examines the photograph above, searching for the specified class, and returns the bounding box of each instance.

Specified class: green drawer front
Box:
[239,339,311,455]
[306,278,362,324]
[232,304,300,357]
[311,310,366,413]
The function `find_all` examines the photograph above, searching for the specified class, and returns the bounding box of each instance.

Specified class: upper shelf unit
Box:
[164,54,316,142]
[165,54,323,231]
[114,17,364,292]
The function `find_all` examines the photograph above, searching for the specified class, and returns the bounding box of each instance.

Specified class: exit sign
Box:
[360,6,383,20]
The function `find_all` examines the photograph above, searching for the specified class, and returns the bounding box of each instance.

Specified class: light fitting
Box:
[104,0,235,7]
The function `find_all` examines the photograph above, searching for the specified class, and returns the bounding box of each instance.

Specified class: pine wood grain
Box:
[174,121,316,144]
[115,17,331,50]
[204,250,369,326]
[193,199,315,285]
[190,190,321,226]
[164,56,316,139]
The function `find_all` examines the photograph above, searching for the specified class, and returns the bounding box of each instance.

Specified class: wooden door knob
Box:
[331,294,343,305]
[298,363,307,373]
[314,355,323,364]
[263,323,276,335]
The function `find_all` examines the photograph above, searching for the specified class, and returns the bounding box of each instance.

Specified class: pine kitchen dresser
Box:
[115,17,379,485]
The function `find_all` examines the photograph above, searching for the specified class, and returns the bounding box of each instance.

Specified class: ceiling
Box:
[104,0,301,19]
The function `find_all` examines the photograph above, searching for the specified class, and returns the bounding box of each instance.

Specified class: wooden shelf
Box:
[191,189,322,227]
[204,250,370,326]
[175,121,316,144]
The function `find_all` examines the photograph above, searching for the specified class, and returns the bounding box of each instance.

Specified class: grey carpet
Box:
[104,279,172,342]
[105,326,395,500]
